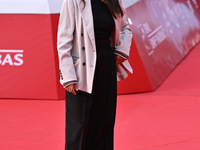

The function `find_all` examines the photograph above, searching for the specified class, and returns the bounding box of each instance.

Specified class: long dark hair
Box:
[82,0,124,18]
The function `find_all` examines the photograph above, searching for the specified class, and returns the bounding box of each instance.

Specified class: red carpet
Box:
[0,44,200,150]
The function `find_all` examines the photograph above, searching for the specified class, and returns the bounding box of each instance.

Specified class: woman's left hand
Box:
[115,55,126,65]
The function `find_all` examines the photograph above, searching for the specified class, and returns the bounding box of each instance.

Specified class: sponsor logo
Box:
[137,23,167,56]
[0,49,24,66]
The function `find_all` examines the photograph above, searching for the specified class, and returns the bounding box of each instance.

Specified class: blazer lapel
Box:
[76,0,96,49]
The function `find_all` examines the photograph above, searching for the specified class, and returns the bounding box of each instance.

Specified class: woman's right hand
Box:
[65,83,78,95]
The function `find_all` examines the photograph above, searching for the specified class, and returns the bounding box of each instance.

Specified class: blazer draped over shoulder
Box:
[57,0,133,93]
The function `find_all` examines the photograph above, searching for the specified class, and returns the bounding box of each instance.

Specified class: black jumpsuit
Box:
[65,0,116,149]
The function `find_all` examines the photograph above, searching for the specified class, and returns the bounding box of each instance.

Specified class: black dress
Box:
[65,0,116,150]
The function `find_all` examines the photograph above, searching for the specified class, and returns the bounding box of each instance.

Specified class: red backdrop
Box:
[0,14,63,99]
[0,0,200,99]
[117,0,200,94]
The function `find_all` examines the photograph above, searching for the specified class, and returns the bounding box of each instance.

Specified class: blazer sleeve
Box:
[57,0,78,86]
[115,0,133,59]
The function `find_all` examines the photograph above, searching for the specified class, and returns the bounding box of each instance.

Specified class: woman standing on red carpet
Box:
[57,0,132,149]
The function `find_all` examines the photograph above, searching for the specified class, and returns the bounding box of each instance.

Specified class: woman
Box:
[57,0,133,149]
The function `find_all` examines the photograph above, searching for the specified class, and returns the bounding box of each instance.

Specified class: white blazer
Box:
[57,0,133,94]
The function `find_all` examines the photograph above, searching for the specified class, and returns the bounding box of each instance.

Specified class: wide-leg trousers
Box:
[65,44,117,150]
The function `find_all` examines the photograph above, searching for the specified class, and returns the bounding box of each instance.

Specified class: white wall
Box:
[0,0,137,14]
